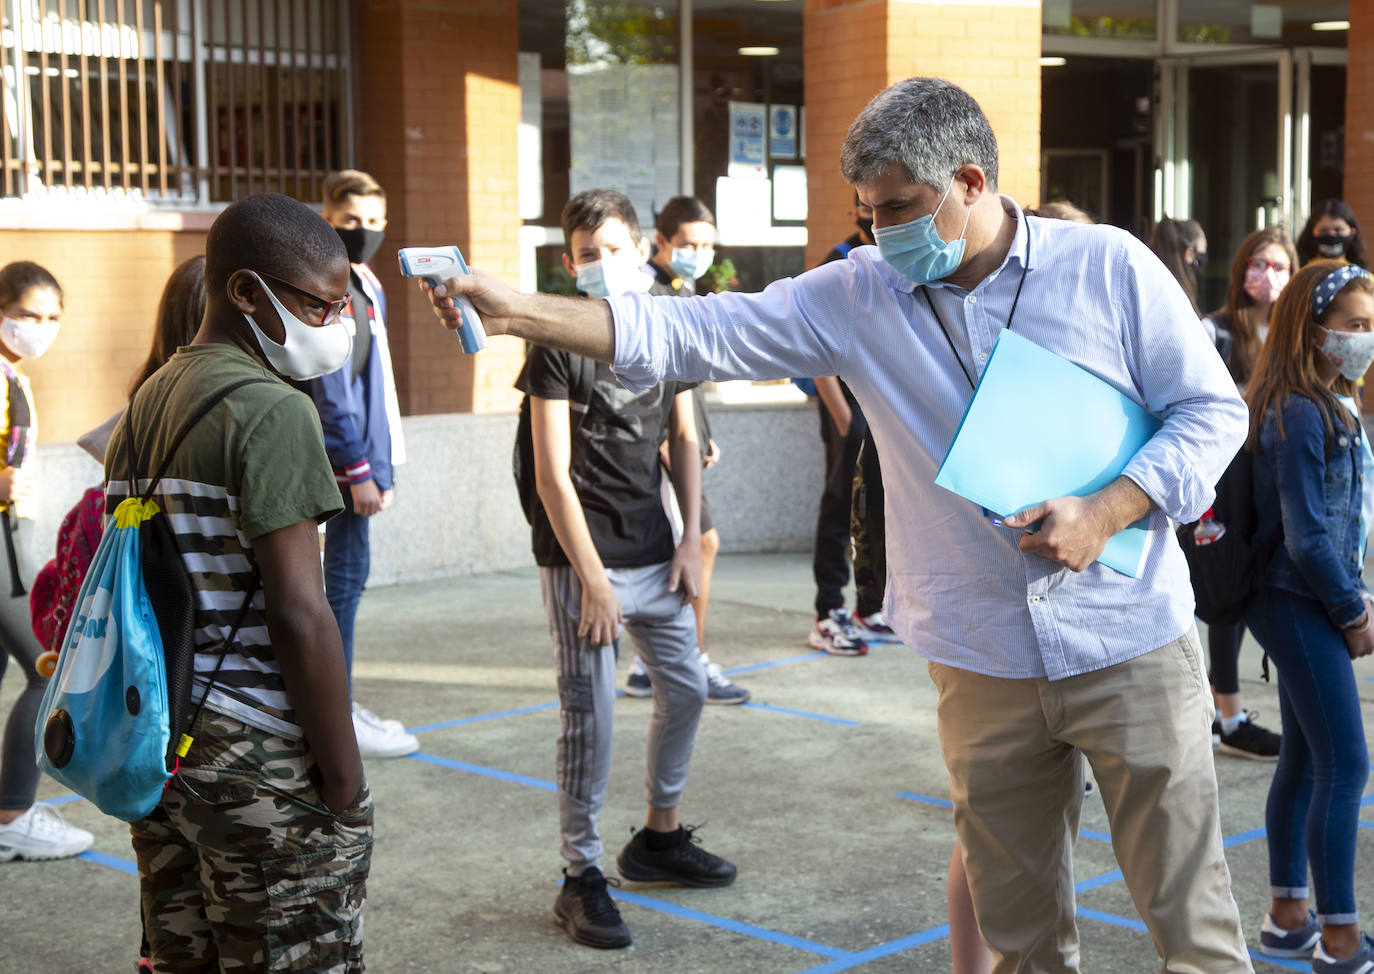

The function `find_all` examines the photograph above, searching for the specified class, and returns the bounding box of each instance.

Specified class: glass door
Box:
[1156,51,1287,310]
[1156,47,1346,310]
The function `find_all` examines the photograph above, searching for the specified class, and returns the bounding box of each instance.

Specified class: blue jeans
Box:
[1247,586,1370,925]
[324,487,370,688]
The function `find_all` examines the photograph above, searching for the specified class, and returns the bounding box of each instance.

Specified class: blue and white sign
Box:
[770,105,797,159]
[728,101,767,178]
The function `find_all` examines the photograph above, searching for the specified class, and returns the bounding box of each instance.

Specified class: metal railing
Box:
[1,0,352,206]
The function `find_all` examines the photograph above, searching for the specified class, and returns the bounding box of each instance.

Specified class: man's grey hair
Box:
[840,78,999,191]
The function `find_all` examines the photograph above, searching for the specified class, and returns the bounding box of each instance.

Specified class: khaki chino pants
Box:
[929,629,1253,974]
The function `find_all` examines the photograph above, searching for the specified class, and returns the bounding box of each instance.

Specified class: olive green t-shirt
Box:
[105,343,344,737]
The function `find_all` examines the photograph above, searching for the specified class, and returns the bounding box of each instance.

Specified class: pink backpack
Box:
[30,485,106,657]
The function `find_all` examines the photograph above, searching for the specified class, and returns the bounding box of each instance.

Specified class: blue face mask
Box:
[668,246,715,281]
[872,176,971,285]
[574,255,650,299]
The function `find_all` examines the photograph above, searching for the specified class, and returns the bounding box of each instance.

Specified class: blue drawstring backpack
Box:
[34,497,175,820]
[34,378,267,822]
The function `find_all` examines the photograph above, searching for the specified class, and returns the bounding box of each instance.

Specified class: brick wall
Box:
[355,0,524,417]
[1347,0,1374,250]
[803,0,1042,269]
[0,227,208,443]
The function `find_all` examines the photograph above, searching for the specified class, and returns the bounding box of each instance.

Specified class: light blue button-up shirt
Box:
[609,198,1247,680]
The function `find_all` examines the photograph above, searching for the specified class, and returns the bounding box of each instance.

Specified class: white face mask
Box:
[1318,326,1374,382]
[575,256,651,299]
[0,316,59,360]
[242,272,352,380]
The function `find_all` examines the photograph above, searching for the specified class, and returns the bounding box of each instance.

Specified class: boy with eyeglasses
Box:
[108,194,372,973]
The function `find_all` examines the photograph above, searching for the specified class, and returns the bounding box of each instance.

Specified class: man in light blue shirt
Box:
[428,78,1253,973]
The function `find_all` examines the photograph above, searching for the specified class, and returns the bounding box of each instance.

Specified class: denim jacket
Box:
[1253,393,1367,626]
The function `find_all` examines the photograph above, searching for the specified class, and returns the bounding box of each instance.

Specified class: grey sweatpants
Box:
[539,561,707,868]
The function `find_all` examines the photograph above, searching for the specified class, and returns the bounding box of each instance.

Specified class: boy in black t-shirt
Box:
[517,189,736,950]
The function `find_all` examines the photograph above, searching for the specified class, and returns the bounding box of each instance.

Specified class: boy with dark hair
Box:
[304,168,415,759]
[520,188,735,950]
[623,195,749,703]
[108,193,372,972]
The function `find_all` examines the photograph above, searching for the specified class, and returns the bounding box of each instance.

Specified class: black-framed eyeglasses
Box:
[253,270,351,324]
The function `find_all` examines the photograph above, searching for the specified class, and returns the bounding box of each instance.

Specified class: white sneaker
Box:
[352,702,405,735]
[353,708,419,758]
[0,804,94,861]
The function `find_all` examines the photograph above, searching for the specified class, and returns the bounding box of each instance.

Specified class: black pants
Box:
[851,433,885,619]
[813,386,868,618]
[1207,621,1245,695]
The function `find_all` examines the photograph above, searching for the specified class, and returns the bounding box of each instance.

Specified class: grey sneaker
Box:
[1259,910,1321,958]
[554,866,631,949]
[1313,932,1374,974]
[705,662,750,705]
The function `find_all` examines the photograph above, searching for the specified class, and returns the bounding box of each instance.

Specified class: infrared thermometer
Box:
[397,246,489,354]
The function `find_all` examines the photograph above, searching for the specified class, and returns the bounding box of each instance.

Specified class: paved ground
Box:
[3,551,1373,973]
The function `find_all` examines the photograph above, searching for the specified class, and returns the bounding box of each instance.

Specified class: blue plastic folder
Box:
[934,329,1162,577]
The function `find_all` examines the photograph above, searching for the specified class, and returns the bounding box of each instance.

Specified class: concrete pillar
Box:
[803,0,1042,269]
[355,0,525,416]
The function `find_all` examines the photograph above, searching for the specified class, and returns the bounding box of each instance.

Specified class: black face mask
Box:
[1315,232,1352,258]
[1189,251,1208,277]
[856,216,874,241]
[335,226,385,265]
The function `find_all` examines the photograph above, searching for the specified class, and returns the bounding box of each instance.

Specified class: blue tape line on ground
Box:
[1363,792,1374,806]
[40,794,82,806]
[408,752,557,792]
[743,702,860,726]
[408,701,560,735]
[1077,907,1148,933]
[610,888,851,959]
[895,791,953,809]
[1223,826,1267,848]
[792,925,952,973]
[1360,820,1374,829]
[1075,868,1124,894]
[723,651,829,675]
[1249,948,1314,971]
[79,849,138,875]
[1078,828,1112,843]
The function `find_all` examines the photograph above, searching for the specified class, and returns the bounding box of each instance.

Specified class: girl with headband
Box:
[1244,259,1374,972]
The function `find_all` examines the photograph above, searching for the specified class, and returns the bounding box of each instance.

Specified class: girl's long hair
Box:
[1148,218,1204,315]
[1245,259,1371,447]
[128,256,205,397]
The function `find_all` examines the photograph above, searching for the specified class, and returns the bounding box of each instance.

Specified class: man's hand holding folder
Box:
[1002,476,1154,573]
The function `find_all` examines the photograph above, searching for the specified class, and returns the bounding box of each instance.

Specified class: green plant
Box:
[699,257,738,294]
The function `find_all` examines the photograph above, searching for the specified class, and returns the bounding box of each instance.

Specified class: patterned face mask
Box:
[1317,325,1374,382]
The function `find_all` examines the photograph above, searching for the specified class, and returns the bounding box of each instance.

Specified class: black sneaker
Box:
[553,867,631,949]
[616,824,737,888]
[1217,710,1280,761]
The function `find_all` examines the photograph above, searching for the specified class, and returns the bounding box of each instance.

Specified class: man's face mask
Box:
[872,176,971,285]
[242,271,353,380]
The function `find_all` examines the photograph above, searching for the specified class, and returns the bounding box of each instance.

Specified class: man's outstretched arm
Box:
[423,273,615,362]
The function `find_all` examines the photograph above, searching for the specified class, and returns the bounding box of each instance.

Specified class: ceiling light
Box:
[1311,20,1350,30]
[1038,56,1067,66]
[739,46,781,56]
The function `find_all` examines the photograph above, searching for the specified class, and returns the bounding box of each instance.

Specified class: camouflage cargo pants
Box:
[130,709,373,973]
